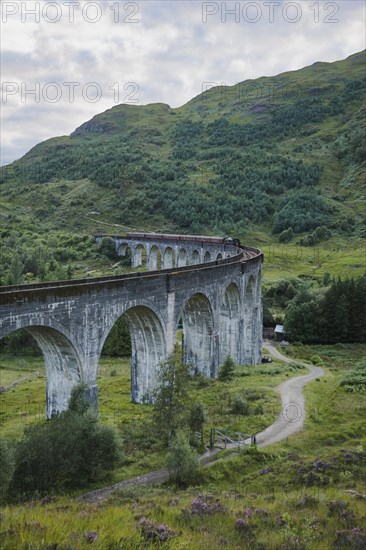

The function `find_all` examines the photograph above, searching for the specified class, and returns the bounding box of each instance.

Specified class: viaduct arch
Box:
[0,233,263,418]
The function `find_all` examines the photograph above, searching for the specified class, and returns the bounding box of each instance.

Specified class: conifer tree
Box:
[219,356,236,381]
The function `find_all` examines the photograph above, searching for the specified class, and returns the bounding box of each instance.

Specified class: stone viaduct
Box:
[0,233,263,418]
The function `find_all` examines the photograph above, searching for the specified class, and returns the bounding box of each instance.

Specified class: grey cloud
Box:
[1,0,365,162]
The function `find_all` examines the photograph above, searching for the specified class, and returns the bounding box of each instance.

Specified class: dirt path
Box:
[256,341,324,448]
[79,343,324,503]
[77,446,229,503]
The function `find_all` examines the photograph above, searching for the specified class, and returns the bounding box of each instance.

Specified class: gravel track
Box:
[256,341,324,448]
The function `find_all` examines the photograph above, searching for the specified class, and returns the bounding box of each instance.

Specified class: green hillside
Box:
[0,50,365,284]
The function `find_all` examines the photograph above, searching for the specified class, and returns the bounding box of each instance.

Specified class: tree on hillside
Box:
[98,237,118,260]
[284,289,320,343]
[321,275,366,343]
[152,350,190,445]
[188,402,206,447]
[8,254,24,285]
[284,274,366,344]
[321,280,349,342]
[219,356,236,381]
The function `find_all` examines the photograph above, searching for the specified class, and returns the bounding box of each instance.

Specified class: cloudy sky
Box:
[1,0,365,163]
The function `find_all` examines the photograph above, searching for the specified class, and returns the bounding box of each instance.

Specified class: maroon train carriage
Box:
[125,232,241,248]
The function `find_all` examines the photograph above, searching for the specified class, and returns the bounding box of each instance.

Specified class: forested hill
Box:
[1,50,365,240]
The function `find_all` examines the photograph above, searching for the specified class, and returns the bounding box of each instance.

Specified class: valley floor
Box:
[1,343,365,549]
[80,343,324,504]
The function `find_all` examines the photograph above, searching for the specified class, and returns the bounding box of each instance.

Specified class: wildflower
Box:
[186,495,227,516]
[138,517,176,542]
[278,515,287,527]
[334,527,366,548]
[312,459,333,472]
[84,531,98,543]
[339,509,356,526]
[256,508,270,517]
[328,500,348,515]
[236,518,249,533]
[278,512,292,527]
[259,467,272,475]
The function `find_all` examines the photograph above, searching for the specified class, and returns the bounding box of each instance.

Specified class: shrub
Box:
[279,227,294,243]
[84,531,98,543]
[311,355,324,366]
[10,385,120,498]
[184,495,227,516]
[289,362,306,370]
[0,440,14,503]
[98,237,118,260]
[340,360,366,391]
[138,517,176,543]
[236,518,251,534]
[230,396,250,415]
[333,528,366,549]
[272,191,330,234]
[166,431,200,487]
[253,401,264,415]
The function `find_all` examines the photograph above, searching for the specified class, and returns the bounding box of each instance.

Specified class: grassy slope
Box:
[0,353,299,448]
[1,51,365,283]
[1,344,365,549]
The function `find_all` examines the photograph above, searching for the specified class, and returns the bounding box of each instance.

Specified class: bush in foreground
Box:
[9,384,120,500]
[166,431,200,488]
[0,439,14,503]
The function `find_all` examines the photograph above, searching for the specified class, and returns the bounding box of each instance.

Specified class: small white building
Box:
[274,324,285,341]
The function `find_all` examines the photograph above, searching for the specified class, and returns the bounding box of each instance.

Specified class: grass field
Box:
[1,344,365,548]
[1,351,301,450]
[259,238,366,281]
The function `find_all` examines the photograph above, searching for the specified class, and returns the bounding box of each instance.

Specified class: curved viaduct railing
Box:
[0,234,262,295]
[0,233,263,417]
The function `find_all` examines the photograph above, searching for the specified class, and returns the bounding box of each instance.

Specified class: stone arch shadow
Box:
[177,291,216,378]
[117,242,133,266]
[133,243,147,268]
[244,275,256,364]
[148,245,162,271]
[163,246,175,269]
[191,249,200,265]
[177,248,188,267]
[1,317,85,418]
[220,282,241,364]
[203,250,212,263]
[99,301,167,403]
